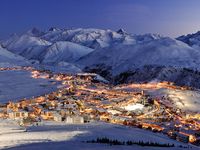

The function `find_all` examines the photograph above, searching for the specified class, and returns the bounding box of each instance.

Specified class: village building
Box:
[8,110,29,120]
[65,116,84,124]
[53,112,62,122]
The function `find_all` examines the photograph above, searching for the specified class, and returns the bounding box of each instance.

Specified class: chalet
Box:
[110,116,127,124]
[65,116,73,123]
[65,116,84,124]
[60,109,71,117]
[97,108,106,115]
[83,115,92,123]
[0,111,5,118]
[41,111,54,120]
[53,113,62,122]
[8,110,29,120]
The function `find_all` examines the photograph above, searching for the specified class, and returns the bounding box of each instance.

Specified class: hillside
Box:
[41,41,94,64]
[76,34,200,87]
[0,45,29,67]
[177,31,200,49]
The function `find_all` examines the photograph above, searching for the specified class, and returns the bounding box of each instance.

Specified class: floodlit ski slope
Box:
[147,88,200,112]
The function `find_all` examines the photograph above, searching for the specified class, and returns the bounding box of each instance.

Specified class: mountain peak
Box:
[48,27,61,32]
[177,31,200,48]
[117,28,127,34]
[26,27,44,37]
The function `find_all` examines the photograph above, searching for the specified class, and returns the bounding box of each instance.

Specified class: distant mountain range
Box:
[1,27,200,87]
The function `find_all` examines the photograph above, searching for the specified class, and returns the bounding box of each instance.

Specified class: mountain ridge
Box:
[2,27,200,87]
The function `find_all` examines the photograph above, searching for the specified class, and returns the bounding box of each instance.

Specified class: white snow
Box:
[0,70,59,103]
[0,45,29,67]
[77,36,200,75]
[42,41,94,64]
[0,120,191,150]
[94,74,109,83]
[148,88,200,112]
[122,103,144,111]
[41,28,134,49]
[177,31,200,49]
[2,34,51,54]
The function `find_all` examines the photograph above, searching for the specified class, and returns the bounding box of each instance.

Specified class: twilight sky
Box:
[1,0,200,38]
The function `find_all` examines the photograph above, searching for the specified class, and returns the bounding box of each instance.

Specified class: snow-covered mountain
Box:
[1,28,99,65]
[177,31,200,49]
[3,27,200,87]
[76,33,200,87]
[41,41,93,64]
[1,27,135,71]
[41,28,135,49]
[1,28,163,66]
[0,45,29,67]
[77,35,200,74]
[2,33,51,55]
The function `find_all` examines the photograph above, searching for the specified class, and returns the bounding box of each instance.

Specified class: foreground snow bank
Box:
[0,120,194,150]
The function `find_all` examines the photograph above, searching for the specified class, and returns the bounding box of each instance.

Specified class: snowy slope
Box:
[77,36,200,75]
[0,70,59,103]
[177,31,200,49]
[1,28,99,66]
[41,41,94,64]
[0,120,190,150]
[0,45,29,67]
[150,88,200,112]
[1,28,51,62]
[41,28,135,49]
[76,34,200,88]
[2,34,51,55]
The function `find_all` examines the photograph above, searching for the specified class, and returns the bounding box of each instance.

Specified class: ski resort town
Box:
[0,66,200,146]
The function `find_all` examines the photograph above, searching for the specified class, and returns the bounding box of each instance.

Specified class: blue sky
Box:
[1,0,200,38]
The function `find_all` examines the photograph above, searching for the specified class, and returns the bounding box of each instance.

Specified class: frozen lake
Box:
[0,70,59,103]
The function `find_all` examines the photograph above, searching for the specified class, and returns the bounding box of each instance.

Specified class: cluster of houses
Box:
[0,67,200,146]
[1,98,85,125]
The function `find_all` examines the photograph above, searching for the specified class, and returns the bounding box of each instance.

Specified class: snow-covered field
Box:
[0,70,59,103]
[0,119,195,150]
